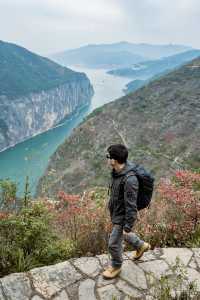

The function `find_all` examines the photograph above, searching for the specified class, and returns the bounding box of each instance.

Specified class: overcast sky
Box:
[0,0,199,55]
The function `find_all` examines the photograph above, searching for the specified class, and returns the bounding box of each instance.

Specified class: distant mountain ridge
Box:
[108,49,200,80]
[51,41,192,69]
[0,40,88,99]
[37,57,200,197]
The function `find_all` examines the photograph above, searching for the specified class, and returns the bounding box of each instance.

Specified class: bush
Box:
[0,179,17,211]
[135,170,200,247]
[0,201,75,277]
[55,187,111,256]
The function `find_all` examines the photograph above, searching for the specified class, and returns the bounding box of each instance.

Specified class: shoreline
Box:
[0,101,91,154]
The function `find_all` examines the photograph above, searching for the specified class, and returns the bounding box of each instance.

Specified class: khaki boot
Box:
[132,242,151,260]
[102,265,121,279]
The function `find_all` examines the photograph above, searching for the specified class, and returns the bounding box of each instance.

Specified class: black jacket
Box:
[108,161,138,232]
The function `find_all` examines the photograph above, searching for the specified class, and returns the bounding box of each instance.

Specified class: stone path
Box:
[0,248,200,300]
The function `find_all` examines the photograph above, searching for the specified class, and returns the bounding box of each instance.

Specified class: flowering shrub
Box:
[1,170,199,277]
[54,188,111,255]
[135,170,200,247]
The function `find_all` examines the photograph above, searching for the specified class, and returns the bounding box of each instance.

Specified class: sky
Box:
[0,0,199,55]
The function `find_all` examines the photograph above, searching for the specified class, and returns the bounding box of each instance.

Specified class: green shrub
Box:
[0,179,17,210]
[0,201,75,277]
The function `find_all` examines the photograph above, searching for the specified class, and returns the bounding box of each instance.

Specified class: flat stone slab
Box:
[125,249,158,262]
[96,275,116,288]
[79,279,97,300]
[161,248,193,266]
[96,254,110,268]
[186,268,200,291]
[0,273,32,300]
[116,279,143,298]
[97,284,122,300]
[53,290,70,300]
[30,261,82,298]
[192,248,200,269]
[120,260,147,290]
[139,259,169,279]
[73,257,101,278]
[0,248,200,299]
[0,286,5,300]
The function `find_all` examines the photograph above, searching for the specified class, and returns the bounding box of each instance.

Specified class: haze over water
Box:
[0,67,130,196]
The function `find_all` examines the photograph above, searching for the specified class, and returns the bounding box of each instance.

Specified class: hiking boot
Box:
[132,242,151,260]
[102,265,121,279]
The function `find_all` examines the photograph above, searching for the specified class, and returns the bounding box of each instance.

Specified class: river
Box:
[0,67,130,196]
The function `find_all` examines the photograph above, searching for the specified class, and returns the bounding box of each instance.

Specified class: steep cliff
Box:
[37,58,200,197]
[0,80,93,151]
[0,40,94,151]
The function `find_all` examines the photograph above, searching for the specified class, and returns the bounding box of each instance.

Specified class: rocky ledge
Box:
[0,248,200,300]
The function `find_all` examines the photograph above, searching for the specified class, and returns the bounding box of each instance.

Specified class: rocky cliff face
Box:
[0,79,93,151]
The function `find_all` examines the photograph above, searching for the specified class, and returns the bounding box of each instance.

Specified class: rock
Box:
[186,268,200,291]
[79,279,97,300]
[139,260,169,279]
[73,257,101,278]
[161,248,193,266]
[0,287,5,300]
[96,254,110,268]
[120,260,147,290]
[0,273,32,300]
[30,261,82,298]
[53,290,70,300]
[97,284,122,300]
[189,258,197,269]
[124,250,157,262]
[96,275,116,288]
[192,248,200,269]
[1,248,200,299]
[66,282,79,300]
[116,279,143,298]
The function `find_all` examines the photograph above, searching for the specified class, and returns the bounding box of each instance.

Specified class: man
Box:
[102,144,150,279]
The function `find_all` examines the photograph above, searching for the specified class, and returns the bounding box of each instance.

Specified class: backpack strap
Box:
[121,171,137,185]
[119,171,137,197]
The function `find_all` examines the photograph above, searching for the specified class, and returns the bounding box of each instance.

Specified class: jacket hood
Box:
[111,160,136,178]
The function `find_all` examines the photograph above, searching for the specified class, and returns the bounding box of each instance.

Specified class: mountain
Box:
[37,58,200,197]
[108,49,200,79]
[0,40,94,151]
[124,79,147,94]
[51,42,191,69]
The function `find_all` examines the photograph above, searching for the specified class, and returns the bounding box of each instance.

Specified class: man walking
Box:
[102,144,150,279]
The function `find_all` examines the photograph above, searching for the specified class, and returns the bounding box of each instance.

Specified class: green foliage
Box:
[0,40,85,98]
[0,179,17,210]
[151,258,199,299]
[187,225,200,247]
[0,201,75,277]
[90,187,108,208]
[23,176,31,207]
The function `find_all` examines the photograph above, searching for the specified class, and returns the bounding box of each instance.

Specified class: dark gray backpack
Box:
[122,164,155,210]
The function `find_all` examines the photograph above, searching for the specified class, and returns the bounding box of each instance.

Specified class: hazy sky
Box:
[0,0,199,55]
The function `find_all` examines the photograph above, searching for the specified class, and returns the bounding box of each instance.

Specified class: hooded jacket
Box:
[108,161,138,232]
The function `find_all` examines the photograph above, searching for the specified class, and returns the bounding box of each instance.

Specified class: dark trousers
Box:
[108,224,144,268]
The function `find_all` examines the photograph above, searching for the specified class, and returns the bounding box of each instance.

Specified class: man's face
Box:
[106,154,116,169]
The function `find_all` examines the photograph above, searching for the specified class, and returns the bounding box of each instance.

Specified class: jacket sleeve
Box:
[123,175,138,232]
